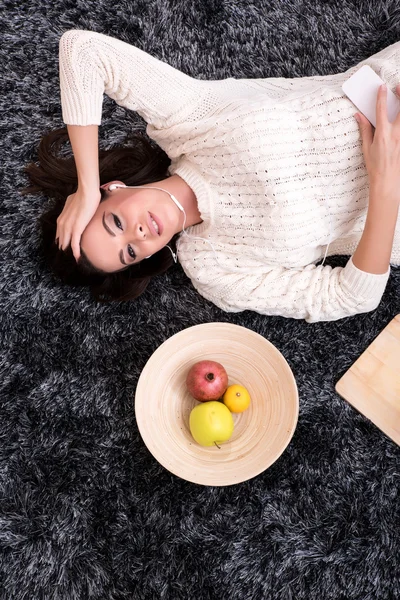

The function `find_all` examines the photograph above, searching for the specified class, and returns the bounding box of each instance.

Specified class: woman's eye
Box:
[113,214,122,230]
[127,245,136,260]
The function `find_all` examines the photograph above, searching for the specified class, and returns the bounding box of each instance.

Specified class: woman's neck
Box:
[159,174,203,229]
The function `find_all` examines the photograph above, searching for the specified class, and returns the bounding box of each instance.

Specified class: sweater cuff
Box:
[343,256,390,301]
[60,70,104,125]
[61,102,103,126]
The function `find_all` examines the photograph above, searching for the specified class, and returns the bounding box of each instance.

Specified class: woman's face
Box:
[80,182,181,272]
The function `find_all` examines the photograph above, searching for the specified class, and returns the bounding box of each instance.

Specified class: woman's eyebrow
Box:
[102,212,115,236]
[102,212,127,266]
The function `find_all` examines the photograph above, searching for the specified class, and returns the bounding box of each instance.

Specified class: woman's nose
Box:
[135,223,147,240]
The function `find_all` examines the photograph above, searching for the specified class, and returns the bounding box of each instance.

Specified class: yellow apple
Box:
[189,401,234,447]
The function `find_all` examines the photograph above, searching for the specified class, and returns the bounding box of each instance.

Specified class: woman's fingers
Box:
[71,232,81,262]
[355,112,373,156]
[56,213,74,251]
[394,83,400,128]
[56,222,63,248]
[56,193,73,248]
[58,228,75,254]
[55,216,62,246]
[361,82,400,201]
[59,228,71,251]
[376,84,388,129]
[54,189,101,259]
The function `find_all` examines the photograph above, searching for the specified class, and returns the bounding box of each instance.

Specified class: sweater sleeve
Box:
[59,30,211,128]
[182,255,390,323]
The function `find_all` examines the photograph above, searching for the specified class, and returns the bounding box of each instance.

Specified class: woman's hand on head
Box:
[355,83,400,207]
[56,187,101,261]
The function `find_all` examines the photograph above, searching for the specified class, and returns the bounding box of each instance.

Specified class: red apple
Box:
[186,360,228,402]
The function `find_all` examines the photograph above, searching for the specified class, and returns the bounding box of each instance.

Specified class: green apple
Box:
[189,401,234,447]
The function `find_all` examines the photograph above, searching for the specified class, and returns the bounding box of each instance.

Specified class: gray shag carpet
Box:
[1,1,399,599]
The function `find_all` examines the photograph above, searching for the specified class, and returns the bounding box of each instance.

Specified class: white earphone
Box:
[108,183,184,211]
[108,183,184,262]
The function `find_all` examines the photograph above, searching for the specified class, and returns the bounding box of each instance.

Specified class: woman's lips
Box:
[148,212,163,236]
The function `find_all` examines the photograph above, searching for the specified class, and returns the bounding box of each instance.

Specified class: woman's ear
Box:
[101,180,124,190]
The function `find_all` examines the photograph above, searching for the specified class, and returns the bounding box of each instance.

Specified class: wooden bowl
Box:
[135,323,299,486]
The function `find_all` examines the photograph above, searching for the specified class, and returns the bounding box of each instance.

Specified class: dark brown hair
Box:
[24,128,178,301]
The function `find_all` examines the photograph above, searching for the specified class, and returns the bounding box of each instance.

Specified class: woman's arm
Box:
[56,29,214,259]
[179,86,400,323]
[59,30,210,128]
[57,25,210,259]
[352,84,400,274]
[67,125,99,192]
[179,250,389,323]
[56,125,101,260]
[352,199,398,274]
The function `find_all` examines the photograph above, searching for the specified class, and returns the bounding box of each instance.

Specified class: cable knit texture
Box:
[59,30,400,322]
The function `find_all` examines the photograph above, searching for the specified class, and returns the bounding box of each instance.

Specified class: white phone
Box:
[342,65,400,127]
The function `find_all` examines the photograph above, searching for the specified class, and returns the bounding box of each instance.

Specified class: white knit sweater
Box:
[59,30,400,322]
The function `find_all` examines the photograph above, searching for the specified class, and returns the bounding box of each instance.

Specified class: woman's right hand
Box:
[56,187,101,261]
[356,83,400,207]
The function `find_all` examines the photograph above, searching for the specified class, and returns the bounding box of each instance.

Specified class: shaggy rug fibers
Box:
[1,1,399,599]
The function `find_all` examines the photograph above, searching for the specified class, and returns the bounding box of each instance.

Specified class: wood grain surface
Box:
[335,314,400,446]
